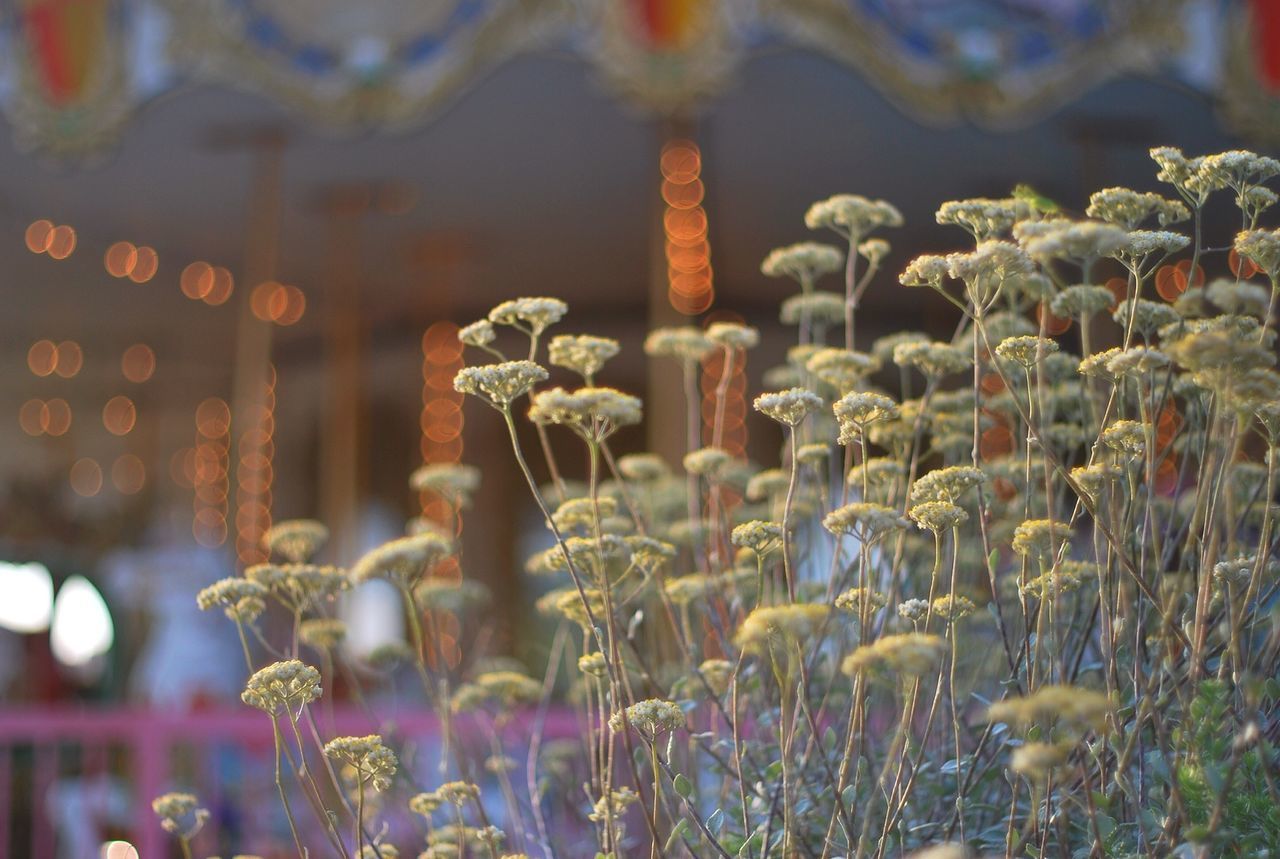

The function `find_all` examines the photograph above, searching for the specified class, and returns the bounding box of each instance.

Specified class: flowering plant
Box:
[166,148,1280,859]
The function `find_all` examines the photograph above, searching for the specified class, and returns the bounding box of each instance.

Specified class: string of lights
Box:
[660,139,714,315]
[235,366,276,566]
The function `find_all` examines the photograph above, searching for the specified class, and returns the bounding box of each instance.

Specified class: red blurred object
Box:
[1252,0,1280,91]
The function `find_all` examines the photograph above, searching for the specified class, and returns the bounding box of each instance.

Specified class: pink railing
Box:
[0,706,578,859]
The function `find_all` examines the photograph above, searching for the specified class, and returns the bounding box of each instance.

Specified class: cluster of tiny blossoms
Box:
[165,147,1280,859]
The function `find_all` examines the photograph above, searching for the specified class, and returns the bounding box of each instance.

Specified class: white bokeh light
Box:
[50,575,114,667]
[0,561,55,633]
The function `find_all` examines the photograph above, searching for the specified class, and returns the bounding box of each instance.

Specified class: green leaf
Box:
[673,773,693,799]
[664,818,690,852]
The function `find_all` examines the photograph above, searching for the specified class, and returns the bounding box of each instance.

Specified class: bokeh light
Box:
[27,340,58,376]
[193,398,230,547]
[43,398,72,436]
[47,225,76,259]
[661,139,713,315]
[181,261,214,300]
[70,458,103,497]
[19,399,45,436]
[102,396,137,436]
[25,220,54,253]
[0,561,54,633]
[204,267,235,305]
[111,454,146,495]
[54,340,82,378]
[49,576,113,666]
[121,344,156,383]
[236,367,275,565]
[128,246,158,283]
[105,242,137,278]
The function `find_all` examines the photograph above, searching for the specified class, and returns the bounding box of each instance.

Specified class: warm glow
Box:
[19,399,45,436]
[661,177,704,209]
[47,225,76,259]
[50,575,114,667]
[54,340,83,378]
[250,280,280,320]
[196,397,231,437]
[194,398,230,547]
[70,458,103,496]
[660,139,701,183]
[661,139,713,315]
[102,395,137,436]
[27,339,58,376]
[0,561,54,633]
[128,246,158,282]
[43,398,72,436]
[121,344,156,382]
[252,282,306,325]
[25,220,54,253]
[204,267,235,305]
[236,367,275,564]
[104,242,137,278]
[112,454,146,495]
[180,261,215,299]
[420,322,465,519]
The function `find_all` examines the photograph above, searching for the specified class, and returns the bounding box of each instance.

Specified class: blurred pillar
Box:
[318,187,370,563]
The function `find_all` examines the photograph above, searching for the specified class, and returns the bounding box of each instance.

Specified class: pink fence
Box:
[0,706,578,859]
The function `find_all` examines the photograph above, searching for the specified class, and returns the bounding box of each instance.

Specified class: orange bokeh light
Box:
[1104,276,1128,306]
[1154,265,1183,302]
[1229,248,1259,279]
[54,341,82,378]
[25,220,53,254]
[196,398,231,438]
[19,399,44,436]
[128,246,158,283]
[193,508,228,547]
[660,140,701,184]
[28,340,57,376]
[42,398,71,436]
[121,344,156,383]
[112,454,146,494]
[47,225,76,259]
[103,395,137,436]
[105,242,137,278]
[204,267,234,305]
[662,177,704,210]
[1036,302,1072,335]
[70,458,103,497]
[664,207,708,243]
[181,262,215,299]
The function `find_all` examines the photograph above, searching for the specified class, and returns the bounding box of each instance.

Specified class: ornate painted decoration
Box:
[0,0,1247,157]
[765,0,1188,126]
[0,0,145,155]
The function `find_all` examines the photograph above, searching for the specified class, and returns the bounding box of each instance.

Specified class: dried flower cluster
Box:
[165,146,1280,859]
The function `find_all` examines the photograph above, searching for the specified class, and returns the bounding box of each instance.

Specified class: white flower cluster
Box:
[548,334,621,380]
[488,296,568,336]
[528,386,643,439]
[760,242,844,286]
[805,194,903,238]
[753,388,823,427]
[454,360,549,408]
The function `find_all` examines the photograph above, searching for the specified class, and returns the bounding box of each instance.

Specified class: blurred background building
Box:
[0,0,1276,856]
